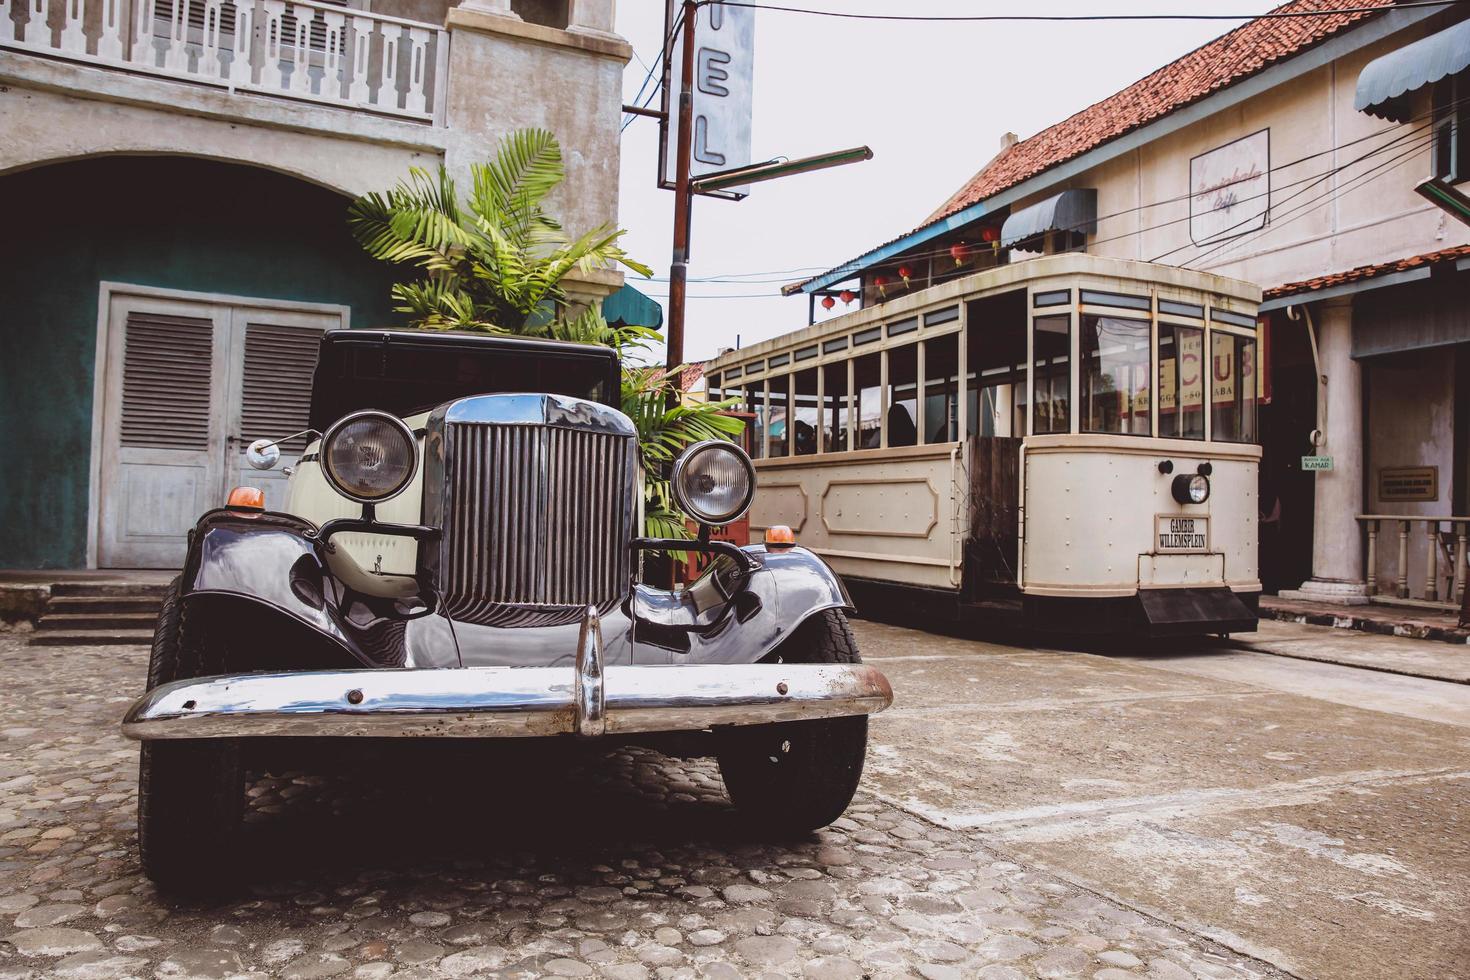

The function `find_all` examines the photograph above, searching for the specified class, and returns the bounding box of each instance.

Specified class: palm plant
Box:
[349,128,744,542]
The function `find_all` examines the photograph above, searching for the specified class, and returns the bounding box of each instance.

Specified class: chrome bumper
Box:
[121,605,891,740]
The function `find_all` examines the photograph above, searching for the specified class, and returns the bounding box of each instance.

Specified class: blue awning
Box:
[1356,19,1470,122]
[1001,188,1097,247]
[601,283,664,329]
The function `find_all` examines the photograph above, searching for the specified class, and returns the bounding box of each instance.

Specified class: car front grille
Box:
[438,420,635,628]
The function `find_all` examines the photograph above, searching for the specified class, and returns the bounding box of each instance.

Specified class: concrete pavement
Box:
[860,623,1470,979]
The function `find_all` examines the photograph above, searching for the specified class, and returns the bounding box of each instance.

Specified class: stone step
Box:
[50,581,174,598]
[36,612,158,631]
[28,630,155,647]
[46,596,163,615]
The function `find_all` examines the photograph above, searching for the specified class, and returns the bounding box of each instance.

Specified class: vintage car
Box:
[121,329,893,889]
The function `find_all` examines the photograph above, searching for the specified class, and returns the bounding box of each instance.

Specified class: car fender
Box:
[630,545,853,665]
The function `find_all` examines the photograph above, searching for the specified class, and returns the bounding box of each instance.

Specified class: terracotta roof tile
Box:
[1263,244,1470,298]
[927,0,1393,224]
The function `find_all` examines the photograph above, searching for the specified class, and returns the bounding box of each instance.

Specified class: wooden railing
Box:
[0,0,449,123]
[1357,515,1470,610]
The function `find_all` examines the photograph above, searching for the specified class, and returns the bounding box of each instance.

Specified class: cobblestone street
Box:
[0,630,1285,980]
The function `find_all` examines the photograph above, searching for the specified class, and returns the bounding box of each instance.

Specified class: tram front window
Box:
[1032,315,1071,434]
[855,353,881,449]
[924,334,959,443]
[823,362,849,452]
[746,384,766,459]
[886,344,919,447]
[768,375,791,458]
[794,368,819,456]
[1081,315,1151,435]
[1211,331,1258,443]
[1158,324,1205,440]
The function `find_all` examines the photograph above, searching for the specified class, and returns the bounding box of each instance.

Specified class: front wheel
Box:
[137,579,244,893]
[715,610,870,836]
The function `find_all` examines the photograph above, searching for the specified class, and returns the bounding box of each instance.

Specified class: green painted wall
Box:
[0,157,404,569]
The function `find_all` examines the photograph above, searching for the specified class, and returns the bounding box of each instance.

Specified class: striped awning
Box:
[1355,19,1470,122]
[1001,188,1097,247]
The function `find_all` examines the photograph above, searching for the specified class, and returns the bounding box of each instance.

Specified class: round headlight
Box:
[1172,473,1210,505]
[672,440,755,526]
[321,411,418,503]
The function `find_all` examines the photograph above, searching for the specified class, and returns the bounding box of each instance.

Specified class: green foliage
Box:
[351,128,745,543]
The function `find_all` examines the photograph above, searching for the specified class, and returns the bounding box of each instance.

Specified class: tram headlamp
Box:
[320,411,418,503]
[672,440,756,526]
[1172,473,1210,505]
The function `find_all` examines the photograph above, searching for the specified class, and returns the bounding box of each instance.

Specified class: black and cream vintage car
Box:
[121,329,893,888]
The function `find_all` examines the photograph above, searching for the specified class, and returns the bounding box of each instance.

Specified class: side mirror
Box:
[246,438,281,471]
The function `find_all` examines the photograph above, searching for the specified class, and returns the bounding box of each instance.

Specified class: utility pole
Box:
[665,0,698,375]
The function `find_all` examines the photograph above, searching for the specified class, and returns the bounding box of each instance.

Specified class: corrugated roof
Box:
[1263,243,1470,297]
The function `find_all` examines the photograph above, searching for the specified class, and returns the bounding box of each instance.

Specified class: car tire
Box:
[137,578,244,893]
[715,609,869,837]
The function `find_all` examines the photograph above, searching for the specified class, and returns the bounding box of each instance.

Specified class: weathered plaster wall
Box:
[0,158,402,569]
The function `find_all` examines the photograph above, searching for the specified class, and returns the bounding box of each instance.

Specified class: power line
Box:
[622,7,686,132]
[704,0,1457,23]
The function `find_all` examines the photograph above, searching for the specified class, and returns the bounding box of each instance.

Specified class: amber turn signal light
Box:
[227,486,266,510]
[765,525,796,549]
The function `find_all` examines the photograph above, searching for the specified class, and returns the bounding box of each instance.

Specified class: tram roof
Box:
[706,254,1261,375]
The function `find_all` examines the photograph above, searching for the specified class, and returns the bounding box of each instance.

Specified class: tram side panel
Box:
[748,448,969,607]
[1019,436,1261,633]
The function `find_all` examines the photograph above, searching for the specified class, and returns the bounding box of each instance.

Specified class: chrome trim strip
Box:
[574,605,605,737]
[119,664,894,740]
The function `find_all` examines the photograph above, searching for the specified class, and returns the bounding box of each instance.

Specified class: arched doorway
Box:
[0,156,403,569]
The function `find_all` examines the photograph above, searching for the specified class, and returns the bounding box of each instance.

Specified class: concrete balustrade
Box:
[1358,515,1470,611]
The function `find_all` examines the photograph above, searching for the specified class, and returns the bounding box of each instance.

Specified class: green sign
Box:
[1302,455,1334,471]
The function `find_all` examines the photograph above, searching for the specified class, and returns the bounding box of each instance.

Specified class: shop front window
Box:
[1210,331,1258,443]
[1031,315,1071,434]
[1080,315,1150,435]
[1158,324,1204,440]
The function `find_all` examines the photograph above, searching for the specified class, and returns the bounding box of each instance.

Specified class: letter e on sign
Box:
[663,2,755,196]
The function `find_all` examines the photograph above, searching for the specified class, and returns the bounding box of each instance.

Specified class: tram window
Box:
[793,369,819,456]
[1080,315,1151,435]
[966,291,1027,439]
[854,353,882,449]
[1032,315,1071,434]
[1210,331,1258,443]
[768,375,791,458]
[887,344,919,447]
[823,361,850,452]
[1158,324,1204,440]
[746,384,765,459]
[924,334,959,443]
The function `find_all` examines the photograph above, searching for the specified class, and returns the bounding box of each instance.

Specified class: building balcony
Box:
[2,0,449,124]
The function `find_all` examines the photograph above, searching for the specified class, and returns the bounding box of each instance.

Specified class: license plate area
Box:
[1156,515,1209,554]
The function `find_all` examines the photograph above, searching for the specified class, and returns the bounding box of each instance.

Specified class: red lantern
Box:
[820,295,836,311]
[873,274,889,296]
[948,242,970,266]
[897,264,913,282]
[839,289,856,305]
[980,226,1001,243]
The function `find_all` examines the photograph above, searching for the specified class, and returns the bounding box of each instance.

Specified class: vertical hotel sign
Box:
[661,1,755,198]
[1189,129,1270,245]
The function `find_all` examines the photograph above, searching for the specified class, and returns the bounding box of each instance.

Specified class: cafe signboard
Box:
[1378,466,1438,503]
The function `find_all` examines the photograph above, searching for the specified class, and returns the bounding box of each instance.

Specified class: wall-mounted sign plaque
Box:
[1378,466,1438,502]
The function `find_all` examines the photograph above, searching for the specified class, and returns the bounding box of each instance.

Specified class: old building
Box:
[0,0,630,569]
[787,0,1470,614]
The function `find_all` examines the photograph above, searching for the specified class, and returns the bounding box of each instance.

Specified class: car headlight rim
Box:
[320,410,419,504]
[672,439,755,526]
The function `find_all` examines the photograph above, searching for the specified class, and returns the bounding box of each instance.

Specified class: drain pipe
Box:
[1286,303,1328,450]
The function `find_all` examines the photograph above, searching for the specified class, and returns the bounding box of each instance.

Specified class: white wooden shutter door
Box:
[120,313,215,451]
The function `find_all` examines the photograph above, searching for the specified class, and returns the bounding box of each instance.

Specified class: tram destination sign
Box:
[1157,516,1209,553]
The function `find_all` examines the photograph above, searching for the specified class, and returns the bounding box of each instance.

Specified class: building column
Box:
[1281,296,1369,604]
[567,0,618,39]
[454,0,519,19]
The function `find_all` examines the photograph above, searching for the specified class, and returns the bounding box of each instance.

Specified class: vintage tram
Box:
[703,254,1263,635]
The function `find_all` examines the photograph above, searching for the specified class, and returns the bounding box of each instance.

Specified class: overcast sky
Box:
[613,0,1280,365]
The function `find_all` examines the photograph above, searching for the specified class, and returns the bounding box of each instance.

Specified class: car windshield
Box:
[308,334,619,429]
